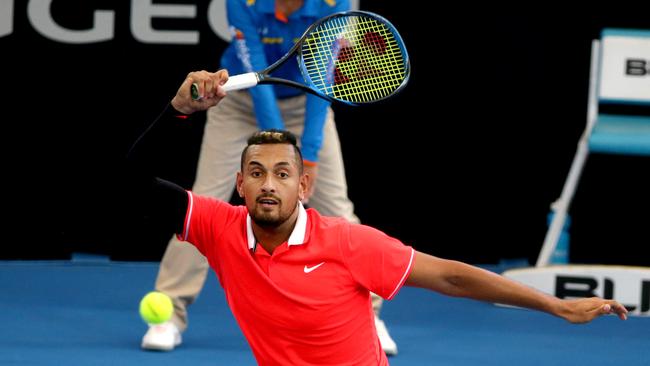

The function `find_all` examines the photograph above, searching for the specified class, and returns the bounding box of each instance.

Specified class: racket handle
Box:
[191,73,259,100]
[223,73,259,92]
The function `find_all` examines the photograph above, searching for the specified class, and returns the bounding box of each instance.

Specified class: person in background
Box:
[140,0,399,355]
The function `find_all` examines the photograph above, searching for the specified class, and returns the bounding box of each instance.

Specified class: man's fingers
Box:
[602,304,611,313]
[210,71,228,97]
[215,69,230,84]
[602,301,628,320]
[609,302,628,320]
[185,70,217,100]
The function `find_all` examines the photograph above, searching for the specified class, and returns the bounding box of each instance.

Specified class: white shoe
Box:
[375,316,398,356]
[141,321,182,351]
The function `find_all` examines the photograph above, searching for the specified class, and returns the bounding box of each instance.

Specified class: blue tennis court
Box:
[1,258,646,366]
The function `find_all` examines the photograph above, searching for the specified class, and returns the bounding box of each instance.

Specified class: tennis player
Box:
[141,0,399,355]
[128,69,628,366]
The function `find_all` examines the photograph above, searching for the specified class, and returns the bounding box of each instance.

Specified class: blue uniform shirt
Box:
[221,0,350,163]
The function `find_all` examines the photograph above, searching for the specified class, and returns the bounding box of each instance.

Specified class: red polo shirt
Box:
[179,192,415,365]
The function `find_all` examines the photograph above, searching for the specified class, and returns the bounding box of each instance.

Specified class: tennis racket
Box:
[191,10,410,105]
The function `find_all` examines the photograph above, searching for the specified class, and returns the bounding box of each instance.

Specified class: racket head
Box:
[297,11,411,105]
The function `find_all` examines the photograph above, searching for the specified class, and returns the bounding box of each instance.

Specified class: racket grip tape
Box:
[190,73,259,100]
[190,83,201,100]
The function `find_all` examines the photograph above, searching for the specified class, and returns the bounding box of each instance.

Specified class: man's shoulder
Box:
[306,208,350,229]
[192,194,247,217]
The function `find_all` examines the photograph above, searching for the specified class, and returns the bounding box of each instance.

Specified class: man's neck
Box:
[253,210,299,254]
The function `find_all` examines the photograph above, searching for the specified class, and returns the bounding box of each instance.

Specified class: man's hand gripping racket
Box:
[174,70,229,115]
[191,10,410,105]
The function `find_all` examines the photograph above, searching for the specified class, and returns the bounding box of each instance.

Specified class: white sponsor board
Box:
[599,29,650,104]
[501,265,650,316]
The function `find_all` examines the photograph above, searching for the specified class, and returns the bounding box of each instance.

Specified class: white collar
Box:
[247,202,308,250]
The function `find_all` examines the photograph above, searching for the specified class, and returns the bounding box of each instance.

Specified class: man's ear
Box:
[298,172,308,201]
[236,172,245,198]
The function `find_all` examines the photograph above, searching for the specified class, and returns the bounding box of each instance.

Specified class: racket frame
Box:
[192,10,410,105]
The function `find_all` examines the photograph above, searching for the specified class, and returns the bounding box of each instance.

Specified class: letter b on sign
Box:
[626,59,648,76]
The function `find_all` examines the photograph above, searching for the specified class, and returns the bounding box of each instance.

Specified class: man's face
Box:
[237,144,306,227]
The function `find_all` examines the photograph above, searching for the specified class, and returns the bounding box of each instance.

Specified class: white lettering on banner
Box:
[232,26,253,72]
[131,0,198,44]
[0,1,14,37]
[28,0,114,43]
[2,0,359,44]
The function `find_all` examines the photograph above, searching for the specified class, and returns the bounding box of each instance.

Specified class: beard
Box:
[251,211,284,227]
[250,200,297,228]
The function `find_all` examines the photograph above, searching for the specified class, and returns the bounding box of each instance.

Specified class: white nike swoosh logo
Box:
[304,262,325,273]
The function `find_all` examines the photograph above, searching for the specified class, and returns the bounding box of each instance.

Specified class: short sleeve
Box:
[177,192,240,256]
[340,224,415,300]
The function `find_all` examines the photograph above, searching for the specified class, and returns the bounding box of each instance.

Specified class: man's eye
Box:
[251,171,262,177]
[278,172,289,178]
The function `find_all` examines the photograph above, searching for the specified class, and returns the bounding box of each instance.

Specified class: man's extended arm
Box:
[406,251,628,323]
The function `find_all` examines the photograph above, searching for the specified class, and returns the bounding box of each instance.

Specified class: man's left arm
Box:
[405,251,628,324]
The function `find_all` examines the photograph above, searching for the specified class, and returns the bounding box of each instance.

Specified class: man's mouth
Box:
[257,197,279,206]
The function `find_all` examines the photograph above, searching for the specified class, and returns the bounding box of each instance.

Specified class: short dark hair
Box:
[241,129,304,173]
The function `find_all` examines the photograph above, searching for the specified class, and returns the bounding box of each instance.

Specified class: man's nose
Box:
[261,175,276,192]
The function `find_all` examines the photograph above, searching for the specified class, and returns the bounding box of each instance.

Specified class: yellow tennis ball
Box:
[139,291,173,324]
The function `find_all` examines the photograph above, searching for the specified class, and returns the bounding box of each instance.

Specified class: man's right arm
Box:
[126,70,228,235]
[126,103,193,235]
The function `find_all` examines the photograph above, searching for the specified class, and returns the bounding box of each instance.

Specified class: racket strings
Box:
[301,14,407,103]
[338,18,402,101]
